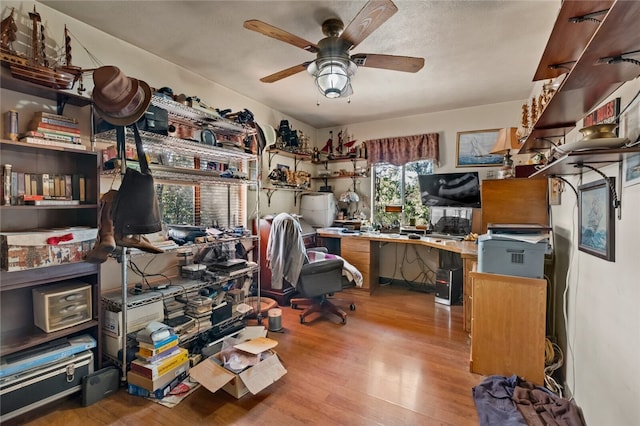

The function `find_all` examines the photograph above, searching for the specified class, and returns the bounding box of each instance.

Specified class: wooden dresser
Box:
[469,271,547,385]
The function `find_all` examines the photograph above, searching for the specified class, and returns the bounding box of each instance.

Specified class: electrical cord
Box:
[562,189,579,401]
[399,244,436,292]
[544,337,565,397]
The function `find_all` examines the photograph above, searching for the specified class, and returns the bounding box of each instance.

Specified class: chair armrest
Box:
[307,246,328,253]
[298,259,344,297]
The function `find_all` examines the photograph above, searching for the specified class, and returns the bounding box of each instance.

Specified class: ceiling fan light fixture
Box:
[309,57,357,99]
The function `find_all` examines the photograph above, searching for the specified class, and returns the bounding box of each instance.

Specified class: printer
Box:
[478,224,551,279]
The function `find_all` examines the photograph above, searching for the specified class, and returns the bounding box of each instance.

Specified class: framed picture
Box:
[623,152,640,187]
[456,129,504,167]
[578,178,615,262]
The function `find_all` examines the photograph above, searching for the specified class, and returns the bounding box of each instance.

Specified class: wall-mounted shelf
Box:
[533,1,614,81]
[520,0,640,153]
[265,148,312,171]
[311,156,367,166]
[95,128,255,163]
[0,67,91,114]
[530,146,640,177]
[262,186,311,207]
[150,95,254,138]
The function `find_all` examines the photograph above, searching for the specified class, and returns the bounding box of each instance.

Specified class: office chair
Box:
[267,213,353,324]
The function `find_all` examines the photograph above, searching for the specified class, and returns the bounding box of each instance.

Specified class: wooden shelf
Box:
[533,1,614,81]
[520,0,640,153]
[312,175,367,180]
[0,67,92,108]
[530,146,640,177]
[0,320,99,357]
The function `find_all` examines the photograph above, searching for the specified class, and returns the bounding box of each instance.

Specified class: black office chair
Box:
[267,213,353,324]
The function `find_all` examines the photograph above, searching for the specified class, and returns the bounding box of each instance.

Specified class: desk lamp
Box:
[490,127,520,178]
[339,191,360,219]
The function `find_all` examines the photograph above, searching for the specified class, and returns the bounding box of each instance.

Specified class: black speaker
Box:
[81,366,120,406]
[434,268,463,306]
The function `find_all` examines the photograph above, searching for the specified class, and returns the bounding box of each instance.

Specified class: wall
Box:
[1,1,312,291]
[4,3,637,424]
[548,77,640,425]
[316,101,525,280]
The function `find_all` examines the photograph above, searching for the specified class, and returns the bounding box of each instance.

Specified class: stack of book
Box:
[127,326,190,397]
[19,111,85,150]
[185,296,214,335]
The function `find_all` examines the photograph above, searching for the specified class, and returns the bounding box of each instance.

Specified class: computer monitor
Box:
[418,172,481,208]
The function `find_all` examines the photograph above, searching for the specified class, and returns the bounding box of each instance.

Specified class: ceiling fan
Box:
[244,0,425,99]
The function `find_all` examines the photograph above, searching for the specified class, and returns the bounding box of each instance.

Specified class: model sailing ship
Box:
[1,6,83,90]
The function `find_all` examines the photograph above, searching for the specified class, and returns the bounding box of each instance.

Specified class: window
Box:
[373,160,433,229]
[154,153,246,228]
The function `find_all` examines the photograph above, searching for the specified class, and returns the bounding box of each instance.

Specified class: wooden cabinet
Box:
[480,178,549,234]
[340,238,378,294]
[470,272,546,385]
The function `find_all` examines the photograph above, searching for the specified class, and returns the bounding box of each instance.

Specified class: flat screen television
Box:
[418,172,481,208]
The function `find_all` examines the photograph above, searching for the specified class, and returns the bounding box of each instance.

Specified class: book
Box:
[19,136,86,151]
[129,347,188,380]
[137,334,179,354]
[135,344,180,364]
[32,111,78,125]
[29,120,81,134]
[127,366,189,395]
[24,199,79,206]
[21,130,82,143]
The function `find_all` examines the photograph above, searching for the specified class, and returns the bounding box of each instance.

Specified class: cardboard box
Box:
[190,336,286,399]
[0,227,97,271]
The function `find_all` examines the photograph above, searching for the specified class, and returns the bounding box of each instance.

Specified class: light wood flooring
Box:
[11,285,483,425]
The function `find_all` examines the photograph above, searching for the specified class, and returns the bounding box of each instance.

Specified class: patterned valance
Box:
[366,133,439,166]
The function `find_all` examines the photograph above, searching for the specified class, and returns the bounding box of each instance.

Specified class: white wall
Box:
[316,101,526,279]
[4,2,638,423]
[547,77,640,425]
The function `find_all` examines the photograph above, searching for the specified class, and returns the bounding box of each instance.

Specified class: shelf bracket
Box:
[568,8,608,24]
[56,95,70,116]
[574,163,621,218]
[265,188,276,207]
[551,175,578,199]
[267,150,277,169]
[548,61,575,71]
[597,49,640,67]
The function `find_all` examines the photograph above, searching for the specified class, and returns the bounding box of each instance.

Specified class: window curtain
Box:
[366,133,439,166]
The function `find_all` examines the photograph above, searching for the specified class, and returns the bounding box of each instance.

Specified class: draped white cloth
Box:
[266,213,308,290]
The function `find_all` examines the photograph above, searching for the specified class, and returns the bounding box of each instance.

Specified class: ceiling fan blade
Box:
[244,19,319,54]
[340,0,398,49]
[260,62,312,83]
[351,53,425,73]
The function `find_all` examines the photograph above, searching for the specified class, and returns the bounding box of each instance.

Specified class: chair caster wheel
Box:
[300,315,305,324]
[291,303,298,309]
[341,317,347,324]
[350,304,356,311]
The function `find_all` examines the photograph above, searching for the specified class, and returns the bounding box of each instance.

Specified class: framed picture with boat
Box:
[455,129,504,167]
[578,178,615,262]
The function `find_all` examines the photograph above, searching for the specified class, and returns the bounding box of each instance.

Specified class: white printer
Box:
[478,224,552,279]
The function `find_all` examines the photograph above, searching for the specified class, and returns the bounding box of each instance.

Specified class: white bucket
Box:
[268,308,283,332]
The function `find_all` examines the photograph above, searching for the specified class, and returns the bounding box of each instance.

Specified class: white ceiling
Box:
[41,0,560,129]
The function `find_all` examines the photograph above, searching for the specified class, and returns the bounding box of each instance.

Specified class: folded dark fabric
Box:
[512,380,586,426]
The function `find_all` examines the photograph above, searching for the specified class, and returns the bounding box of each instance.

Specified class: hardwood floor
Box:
[12,285,483,425]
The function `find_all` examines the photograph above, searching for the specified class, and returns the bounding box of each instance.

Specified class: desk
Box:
[316,229,478,331]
